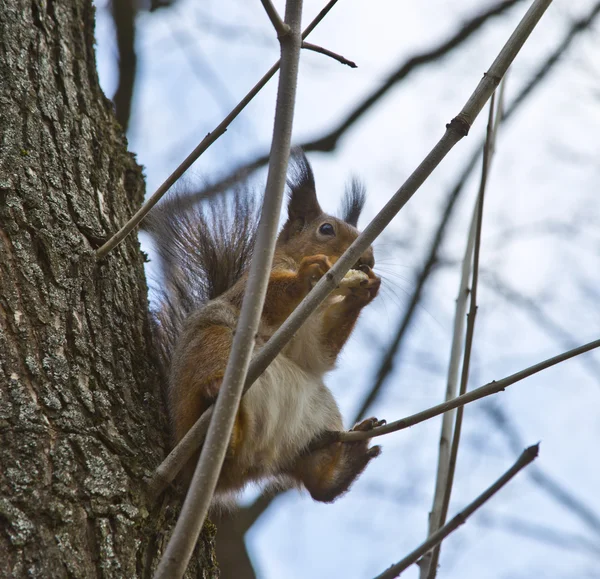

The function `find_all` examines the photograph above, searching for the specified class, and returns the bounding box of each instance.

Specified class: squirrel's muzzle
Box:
[354,248,375,271]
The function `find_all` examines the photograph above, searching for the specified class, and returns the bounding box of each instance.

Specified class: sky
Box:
[94,1,600,577]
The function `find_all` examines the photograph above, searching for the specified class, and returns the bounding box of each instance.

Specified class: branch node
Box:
[261,0,291,39]
[446,116,471,137]
[483,71,502,86]
[277,23,292,40]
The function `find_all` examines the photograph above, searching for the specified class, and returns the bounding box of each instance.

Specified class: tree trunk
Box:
[0,0,217,576]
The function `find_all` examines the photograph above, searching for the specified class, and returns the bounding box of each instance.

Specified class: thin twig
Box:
[425,90,500,579]
[146,0,553,497]
[331,337,600,444]
[260,0,290,37]
[373,445,539,579]
[302,41,356,67]
[422,135,487,579]
[96,0,341,259]
[153,2,304,577]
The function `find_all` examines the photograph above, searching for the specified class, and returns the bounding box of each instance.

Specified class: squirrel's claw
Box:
[352,416,386,432]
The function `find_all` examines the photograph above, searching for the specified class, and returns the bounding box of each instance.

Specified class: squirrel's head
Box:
[277,152,374,271]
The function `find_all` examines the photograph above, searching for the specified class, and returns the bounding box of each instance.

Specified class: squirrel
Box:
[148,151,384,503]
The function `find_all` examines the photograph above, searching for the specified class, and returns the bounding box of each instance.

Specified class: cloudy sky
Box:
[95,1,600,577]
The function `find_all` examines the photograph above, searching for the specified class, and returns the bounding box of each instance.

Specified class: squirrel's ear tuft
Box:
[340,178,366,227]
[286,149,322,224]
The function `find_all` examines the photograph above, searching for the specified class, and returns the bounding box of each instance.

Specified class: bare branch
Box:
[373,445,539,579]
[331,337,600,444]
[146,0,553,498]
[425,91,501,579]
[305,0,526,153]
[153,1,304,577]
[302,41,356,67]
[111,0,137,134]
[260,0,290,37]
[423,155,486,578]
[96,0,342,258]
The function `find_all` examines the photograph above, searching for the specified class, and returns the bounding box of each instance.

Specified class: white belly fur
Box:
[238,353,343,474]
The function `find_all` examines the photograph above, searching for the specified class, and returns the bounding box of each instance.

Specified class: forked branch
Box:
[261,0,290,37]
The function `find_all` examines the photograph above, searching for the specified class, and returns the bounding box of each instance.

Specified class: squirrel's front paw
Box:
[298,254,332,290]
[336,266,381,305]
[335,268,369,295]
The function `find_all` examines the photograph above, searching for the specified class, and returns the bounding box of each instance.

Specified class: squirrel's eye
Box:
[319,223,335,236]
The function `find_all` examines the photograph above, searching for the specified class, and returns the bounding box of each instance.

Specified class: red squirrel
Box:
[149,152,383,503]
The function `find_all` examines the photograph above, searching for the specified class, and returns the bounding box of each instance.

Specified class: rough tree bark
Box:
[0,0,217,577]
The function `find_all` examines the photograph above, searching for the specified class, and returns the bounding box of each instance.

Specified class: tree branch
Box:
[260,0,290,37]
[319,337,600,445]
[111,0,137,134]
[373,445,539,579]
[302,41,356,67]
[146,0,553,499]
[153,1,304,577]
[96,0,342,258]
[304,0,525,152]
[425,90,502,579]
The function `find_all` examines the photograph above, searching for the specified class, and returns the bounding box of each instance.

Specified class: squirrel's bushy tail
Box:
[146,189,260,369]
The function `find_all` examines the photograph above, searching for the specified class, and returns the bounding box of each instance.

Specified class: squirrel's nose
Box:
[354,250,375,271]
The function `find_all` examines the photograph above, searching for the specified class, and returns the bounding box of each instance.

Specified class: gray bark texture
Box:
[0,0,218,577]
